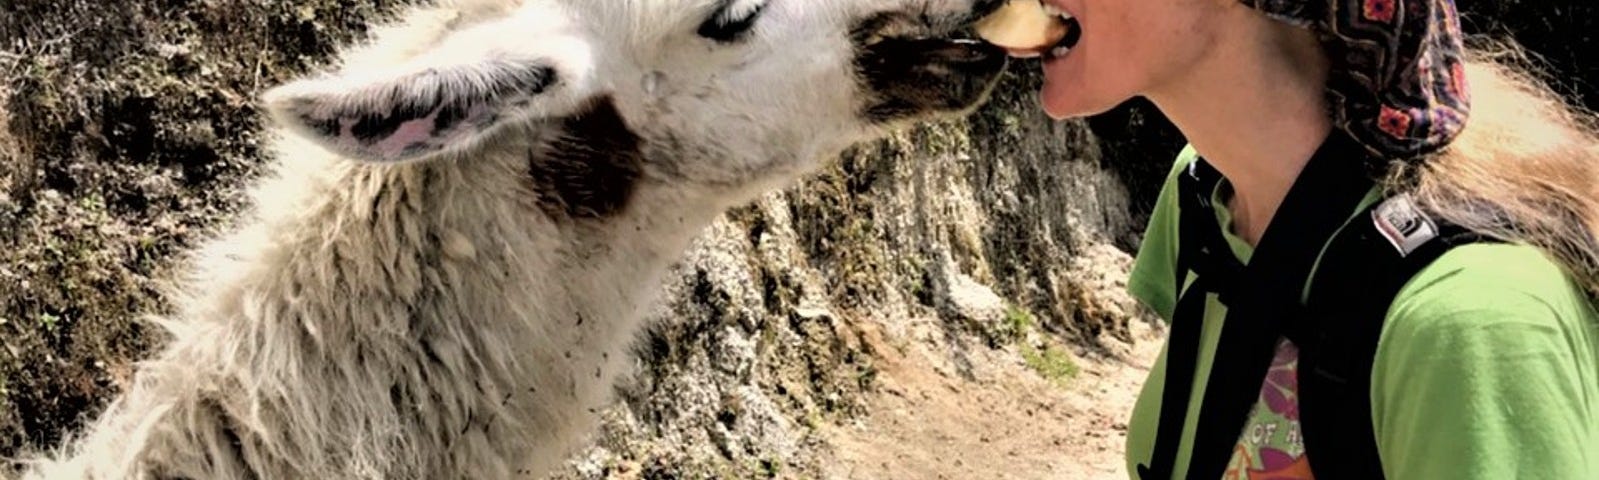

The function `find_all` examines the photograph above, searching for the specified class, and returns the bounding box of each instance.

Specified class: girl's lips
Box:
[1040,56,1074,119]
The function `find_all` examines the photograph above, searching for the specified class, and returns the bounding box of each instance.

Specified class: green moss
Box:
[1005,305,1035,336]
[1004,305,1080,384]
[1022,342,1079,386]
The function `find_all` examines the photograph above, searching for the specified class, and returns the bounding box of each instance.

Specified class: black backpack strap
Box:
[1183,135,1377,479]
[1139,133,1377,479]
[1140,159,1234,480]
[1294,193,1488,479]
[1173,161,1246,302]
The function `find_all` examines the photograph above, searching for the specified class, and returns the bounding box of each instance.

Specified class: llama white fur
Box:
[16,0,1004,478]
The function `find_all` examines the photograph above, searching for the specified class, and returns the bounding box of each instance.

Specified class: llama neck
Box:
[181,151,730,359]
[99,155,736,479]
[560,181,735,311]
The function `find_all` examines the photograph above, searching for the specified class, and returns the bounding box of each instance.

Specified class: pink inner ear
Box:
[374,110,441,160]
[327,102,499,162]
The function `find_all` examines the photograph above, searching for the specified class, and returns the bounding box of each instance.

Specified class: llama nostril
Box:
[942,41,1001,63]
[913,39,1005,66]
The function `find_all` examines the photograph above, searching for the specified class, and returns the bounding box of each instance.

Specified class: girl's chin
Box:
[1040,56,1080,119]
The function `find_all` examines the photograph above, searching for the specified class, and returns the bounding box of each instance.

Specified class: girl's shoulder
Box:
[1380,242,1599,369]
[1372,243,1599,480]
[1391,243,1595,326]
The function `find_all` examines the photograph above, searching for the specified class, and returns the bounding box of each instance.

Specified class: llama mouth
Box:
[853,13,1010,123]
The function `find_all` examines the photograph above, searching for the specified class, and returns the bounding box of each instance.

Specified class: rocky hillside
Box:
[552,70,1162,479]
[0,0,414,459]
[1,1,1593,478]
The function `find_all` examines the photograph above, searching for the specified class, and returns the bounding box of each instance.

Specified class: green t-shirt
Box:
[1123,145,1599,479]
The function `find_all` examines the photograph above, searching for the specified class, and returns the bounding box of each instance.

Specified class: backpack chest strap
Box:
[1142,133,1379,479]
[1142,155,1489,480]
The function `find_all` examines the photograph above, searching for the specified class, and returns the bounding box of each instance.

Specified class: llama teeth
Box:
[1050,46,1071,58]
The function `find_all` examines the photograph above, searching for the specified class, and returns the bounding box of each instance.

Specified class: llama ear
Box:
[263,14,596,164]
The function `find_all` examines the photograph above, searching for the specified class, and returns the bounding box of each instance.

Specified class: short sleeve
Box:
[1371,244,1599,479]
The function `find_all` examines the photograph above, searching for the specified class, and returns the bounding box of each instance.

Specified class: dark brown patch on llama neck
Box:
[530,96,644,220]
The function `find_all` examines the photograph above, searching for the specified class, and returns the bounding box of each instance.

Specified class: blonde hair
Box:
[1388,45,1599,297]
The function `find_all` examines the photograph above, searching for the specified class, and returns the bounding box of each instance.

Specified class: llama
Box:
[17,0,1007,478]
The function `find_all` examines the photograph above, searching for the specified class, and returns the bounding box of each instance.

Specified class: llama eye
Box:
[697,0,767,42]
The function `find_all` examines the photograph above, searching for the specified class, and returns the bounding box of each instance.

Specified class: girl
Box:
[1029,0,1599,477]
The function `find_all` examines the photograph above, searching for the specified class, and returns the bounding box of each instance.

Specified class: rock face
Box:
[552,74,1150,477]
[0,0,1592,478]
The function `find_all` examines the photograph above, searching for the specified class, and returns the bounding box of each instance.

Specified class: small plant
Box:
[1004,305,1035,335]
[36,312,60,332]
[1022,342,1079,386]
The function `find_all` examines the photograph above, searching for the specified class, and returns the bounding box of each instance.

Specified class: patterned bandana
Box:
[1241,0,1472,160]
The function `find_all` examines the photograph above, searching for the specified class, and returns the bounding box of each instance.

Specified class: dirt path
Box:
[822,317,1165,480]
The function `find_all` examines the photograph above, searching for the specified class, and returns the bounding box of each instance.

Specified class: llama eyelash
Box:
[697,0,769,42]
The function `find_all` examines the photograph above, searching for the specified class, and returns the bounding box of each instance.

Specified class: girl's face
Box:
[1039,0,1230,119]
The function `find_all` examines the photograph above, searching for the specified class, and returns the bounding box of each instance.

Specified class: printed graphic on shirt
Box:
[1223,338,1314,480]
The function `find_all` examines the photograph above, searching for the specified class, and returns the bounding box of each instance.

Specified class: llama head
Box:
[264,0,1007,214]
